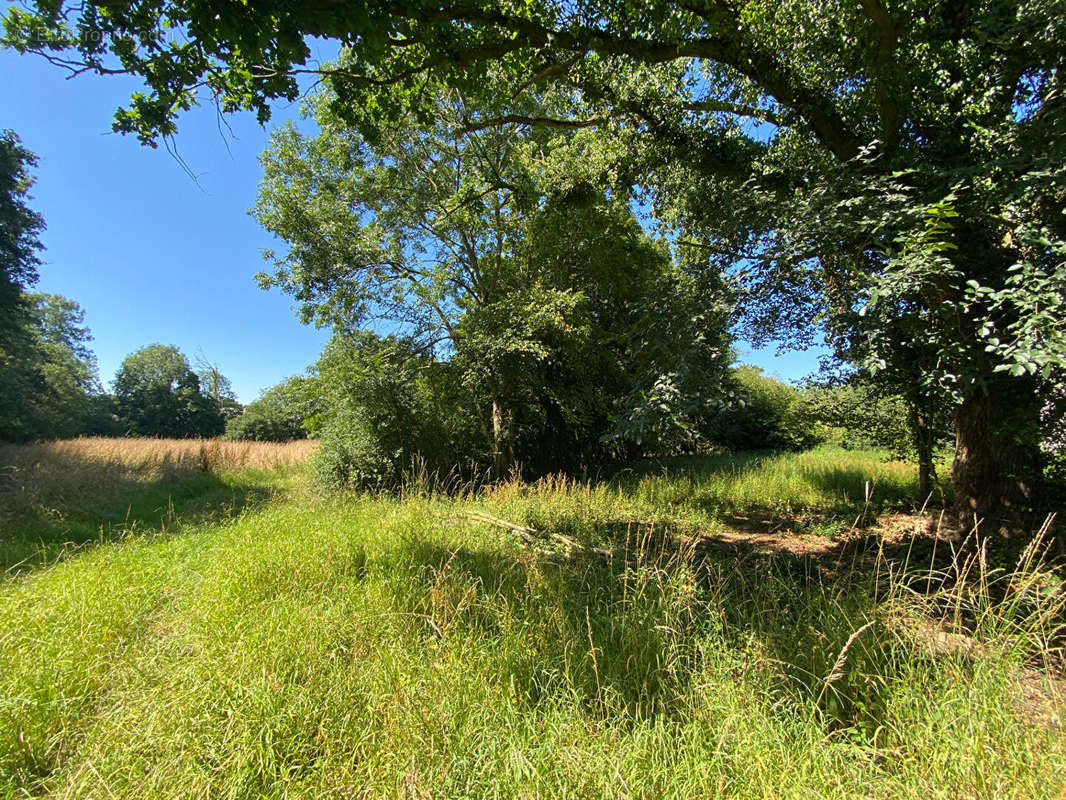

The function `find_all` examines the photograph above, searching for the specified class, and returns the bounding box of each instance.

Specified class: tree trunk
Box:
[950,373,1045,535]
[917,442,933,502]
[491,398,514,478]
[907,393,936,501]
[942,220,1047,537]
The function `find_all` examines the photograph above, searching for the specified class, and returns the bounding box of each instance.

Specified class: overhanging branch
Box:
[456,113,608,134]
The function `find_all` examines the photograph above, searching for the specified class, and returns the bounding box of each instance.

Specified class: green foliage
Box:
[606,267,734,453]
[0,131,51,442]
[1042,381,1066,495]
[0,293,104,441]
[806,377,914,452]
[256,83,734,483]
[309,332,480,491]
[804,372,956,481]
[709,366,821,453]
[113,344,225,438]
[10,0,1064,511]
[81,393,123,437]
[0,129,43,335]
[224,378,307,443]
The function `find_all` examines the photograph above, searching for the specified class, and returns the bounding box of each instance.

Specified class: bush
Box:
[805,378,916,452]
[309,332,482,491]
[709,365,822,452]
[312,404,396,490]
[225,379,306,442]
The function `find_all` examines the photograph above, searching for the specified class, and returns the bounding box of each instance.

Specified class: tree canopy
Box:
[225,377,309,442]
[113,344,226,438]
[255,78,734,480]
[0,129,43,312]
[0,293,106,441]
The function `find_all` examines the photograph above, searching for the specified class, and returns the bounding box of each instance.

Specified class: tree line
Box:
[1,125,915,470]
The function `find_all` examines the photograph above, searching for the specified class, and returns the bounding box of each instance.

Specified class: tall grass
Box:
[0,437,316,573]
[0,437,316,492]
[470,448,931,548]
[0,450,1061,798]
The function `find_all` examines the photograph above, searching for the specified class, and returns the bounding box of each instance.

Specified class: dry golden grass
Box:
[1,436,316,474]
[0,437,316,523]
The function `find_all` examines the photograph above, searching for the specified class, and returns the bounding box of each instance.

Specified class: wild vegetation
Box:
[0,442,1063,797]
[10,0,1065,526]
[1,2,1065,797]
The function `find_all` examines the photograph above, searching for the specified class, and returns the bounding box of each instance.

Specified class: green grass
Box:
[479,447,942,545]
[0,448,1062,798]
[0,468,286,573]
[612,447,944,516]
[0,438,311,574]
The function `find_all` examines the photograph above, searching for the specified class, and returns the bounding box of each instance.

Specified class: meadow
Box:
[0,439,1062,798]
[0,437,315,572]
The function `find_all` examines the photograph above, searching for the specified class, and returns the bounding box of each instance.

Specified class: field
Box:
[0,439,1063,798]
[0,437,315,572]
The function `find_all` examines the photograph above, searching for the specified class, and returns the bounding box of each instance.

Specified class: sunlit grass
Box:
[478,448,938,542]
[0,437,316,573]
[0,447,1060,798]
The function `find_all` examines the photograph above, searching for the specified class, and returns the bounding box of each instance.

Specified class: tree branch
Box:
[456,113,608,134]
[858,0,901,153]
[681,99,781,125]
[386,3,864,163]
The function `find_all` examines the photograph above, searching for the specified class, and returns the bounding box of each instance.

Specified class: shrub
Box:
[709,365,822,452]
[309,332,482,491]
[312,404,396,490]
[805,379,913,451]
[225,379,307,442]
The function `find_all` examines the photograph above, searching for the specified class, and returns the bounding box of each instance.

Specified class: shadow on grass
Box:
[598,451,770,489]
[396,537,713,723]
[394,517,940,736]
[0,468,276,575]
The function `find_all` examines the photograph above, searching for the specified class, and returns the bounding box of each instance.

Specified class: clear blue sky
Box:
[1,45,826,402]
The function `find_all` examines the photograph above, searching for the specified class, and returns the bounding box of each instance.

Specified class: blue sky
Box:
[1,45,826,402]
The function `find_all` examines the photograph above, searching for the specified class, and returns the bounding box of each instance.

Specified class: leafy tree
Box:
[0,129,43,338]
[225,377,308,442]
[0,129,48,440]
[806,379,911,453]
[255,79,733,477]
[113,344,225,438]
[308,332,480,490]
[710,366,822,453]
[605,266,735,454]
[0,293,104,441]
[254,82,533,472]
[9,1,1062,525]
[82,392,123,437]
[806,364,954,498]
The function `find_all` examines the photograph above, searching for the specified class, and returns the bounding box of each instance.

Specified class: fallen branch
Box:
[461,509,612,557]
